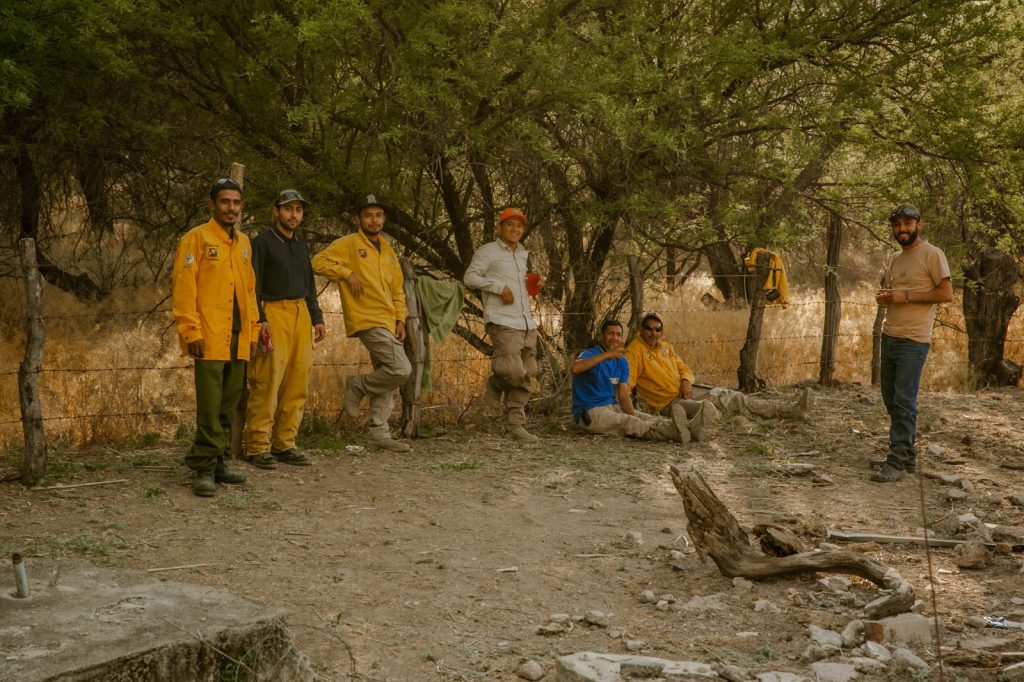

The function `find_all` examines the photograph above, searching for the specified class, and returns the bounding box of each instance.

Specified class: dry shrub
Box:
[1,274,1021,449]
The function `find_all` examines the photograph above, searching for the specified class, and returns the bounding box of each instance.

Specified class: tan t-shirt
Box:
[881,240,951,343]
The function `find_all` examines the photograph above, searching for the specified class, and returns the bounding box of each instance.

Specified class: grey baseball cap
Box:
[275,189,309,207]
[889,203,920,222]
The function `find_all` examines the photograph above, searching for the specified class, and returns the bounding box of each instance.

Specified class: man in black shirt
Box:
[243,189,327,468]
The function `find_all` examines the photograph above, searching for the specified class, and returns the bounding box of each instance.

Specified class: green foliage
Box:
[143,485,167,501]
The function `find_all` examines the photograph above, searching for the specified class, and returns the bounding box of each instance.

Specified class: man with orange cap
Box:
[464,207,542,443]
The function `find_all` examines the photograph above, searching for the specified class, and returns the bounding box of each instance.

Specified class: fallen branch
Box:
[669,465,915,618]
[32,478,129,491]
[146,563,213,573]
[827,529,1024,553]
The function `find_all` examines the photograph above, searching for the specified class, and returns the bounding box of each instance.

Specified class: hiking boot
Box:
[368,437,411,453]
[870,462,906,483]
[273,449,312,466]
[343,376,363,418]
[483,381,502,411]
[700,400,721,424]
[192,470,216,497]
[507,426,540,443]
[214,459,247,485]
[669,403,692,444]
[871,456,916,473]
[793,387,812,418]
[686,402,708,442]
[244,454,278,470]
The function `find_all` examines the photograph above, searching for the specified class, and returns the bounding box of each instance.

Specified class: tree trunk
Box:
[702,241,744,302]
[819,212,842,386]
[625,254,643,345]
[18,239,48,487]
[669,466,915,618]
[737,251,770,392]
[399,258,425,438]
[962,248,1021,387]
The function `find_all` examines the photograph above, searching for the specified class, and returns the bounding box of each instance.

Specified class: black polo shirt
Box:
[251,225,324,326]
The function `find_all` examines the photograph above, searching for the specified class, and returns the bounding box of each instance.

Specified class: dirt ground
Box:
[2,383,1024,681]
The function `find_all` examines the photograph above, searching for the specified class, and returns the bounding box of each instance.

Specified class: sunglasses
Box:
[642,324,663,332]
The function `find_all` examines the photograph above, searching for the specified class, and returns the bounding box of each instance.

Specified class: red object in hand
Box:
[526,272,541,297]
[260,327,274,353]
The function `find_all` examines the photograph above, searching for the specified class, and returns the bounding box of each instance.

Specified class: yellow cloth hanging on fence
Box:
[744,247,789,309]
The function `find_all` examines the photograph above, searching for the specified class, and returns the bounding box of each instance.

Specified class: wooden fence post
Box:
[819,212,842,386]
[228,163,248,459]
[737,250,770,393]
[18,238,47,487]
[399,258,425,438]
[871,275,885,386]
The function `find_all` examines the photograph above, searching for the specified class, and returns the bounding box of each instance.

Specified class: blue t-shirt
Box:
[571,345,629,420]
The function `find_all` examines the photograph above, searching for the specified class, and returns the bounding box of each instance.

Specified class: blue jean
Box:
[879,334,930,468]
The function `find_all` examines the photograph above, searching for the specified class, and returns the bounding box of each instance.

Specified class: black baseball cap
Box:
[210,178,242,201]
[889,203,920,222]
[355,193,385,213]
[275,189,309,207]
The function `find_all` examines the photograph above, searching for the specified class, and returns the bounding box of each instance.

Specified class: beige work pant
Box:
[353,327,412,439]
[579,404,679,441]
[244,300,313,455]
[486,323,538,427]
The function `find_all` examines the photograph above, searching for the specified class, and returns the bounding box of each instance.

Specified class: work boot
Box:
[244,453,278,470]
[214,458,247,485]
[669,403,692,444]
[273,449,312,466]
[343,376,363,418]
[507,426,540,443]
[192,470,216,497]
[483,380,502,411]
[782,387,812,419]
[367,436,411,453]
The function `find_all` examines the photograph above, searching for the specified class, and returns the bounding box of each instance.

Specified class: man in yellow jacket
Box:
[624,312,810,441]
[311,194,411,452]
[172,178,260,496]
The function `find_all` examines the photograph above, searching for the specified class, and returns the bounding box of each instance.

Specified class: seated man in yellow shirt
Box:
[624,313,810,441]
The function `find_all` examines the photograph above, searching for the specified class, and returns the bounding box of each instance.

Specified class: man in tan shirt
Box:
[871,203,952,482]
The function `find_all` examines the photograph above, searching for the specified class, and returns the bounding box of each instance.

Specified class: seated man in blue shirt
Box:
[571,319,691,443]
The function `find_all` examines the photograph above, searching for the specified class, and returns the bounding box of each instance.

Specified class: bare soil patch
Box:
[3,384,1024,680]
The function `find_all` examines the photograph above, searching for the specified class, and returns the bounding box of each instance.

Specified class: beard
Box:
[895,228,919,246]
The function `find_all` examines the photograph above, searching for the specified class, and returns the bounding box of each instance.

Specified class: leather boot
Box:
[668,403,692,444]
[192,470,216,497]
[214,458,247,485]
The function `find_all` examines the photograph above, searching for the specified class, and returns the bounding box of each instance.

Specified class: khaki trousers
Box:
[244,300,313,455]
[579,404,679,441]
[353,327,412,439]
[486,323,537,427]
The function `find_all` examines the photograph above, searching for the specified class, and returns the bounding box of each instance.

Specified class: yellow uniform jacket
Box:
[311,230,408,337]
[171,219,260,361]
[624,337,696,412]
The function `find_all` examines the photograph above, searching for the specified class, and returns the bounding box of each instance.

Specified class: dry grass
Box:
[1,274,1021,449]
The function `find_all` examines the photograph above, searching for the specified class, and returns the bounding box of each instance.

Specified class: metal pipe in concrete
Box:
[12,553,29,598]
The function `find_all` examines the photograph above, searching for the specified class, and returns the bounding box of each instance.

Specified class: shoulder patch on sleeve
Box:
[184,253,195,266]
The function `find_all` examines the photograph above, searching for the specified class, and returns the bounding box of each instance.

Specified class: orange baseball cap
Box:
[498,207,527,225]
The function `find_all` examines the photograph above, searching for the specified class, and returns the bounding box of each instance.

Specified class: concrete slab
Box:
[555,652,717,681]
[0,559,311,682]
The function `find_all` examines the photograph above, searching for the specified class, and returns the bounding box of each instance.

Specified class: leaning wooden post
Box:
[625,254,644,344]
[871,274,885,386]
[819,212,842,386]
[228,162,248,459]
[737,250,771,393]
[18,238,47,487]
[399,258,425,438]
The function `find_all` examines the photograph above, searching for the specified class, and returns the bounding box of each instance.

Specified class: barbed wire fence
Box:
[3,242,1022,462]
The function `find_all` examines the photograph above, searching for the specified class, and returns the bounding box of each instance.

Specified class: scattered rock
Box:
[754,599,780,614]
[789,593,806,607]
[864,613,933,645]
[841,620,864,648]
[850,656,886,673]
[517,659,544,680]
[945,488,968,501]
[536,622,566,636]
[809,661,859,682]
[926,443,945,456]
[587,500,604,510]
[890,646,929,672]
[583,610,609,628]
[858,394,877,405]
[818,576,852,593]
[733,577,754,593]
[800,644,836,662]
[621,532,643,548]
[755,673,810,682]
[782,463,815,476]
[638,590,656,604]
[712,662,754,682]
[658,593,676,603]
[550,613,571,624]
[809,624,843,648]
[679,595,727,611]
[655,601,670,612]
[623,639,646,652]
[954,542,990,569]
[857,641,891,662]
[556,653,715,681]
[813,472,835,486]
[959,478,976,493]
[1007,494,1024,508]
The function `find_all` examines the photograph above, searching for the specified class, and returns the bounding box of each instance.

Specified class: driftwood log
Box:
[669,466,915,618]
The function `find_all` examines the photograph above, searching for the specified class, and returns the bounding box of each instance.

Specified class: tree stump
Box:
[669,466,915,618]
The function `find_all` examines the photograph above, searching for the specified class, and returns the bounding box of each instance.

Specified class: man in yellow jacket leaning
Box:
[312,194,412,452]
[171,178,260,496]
